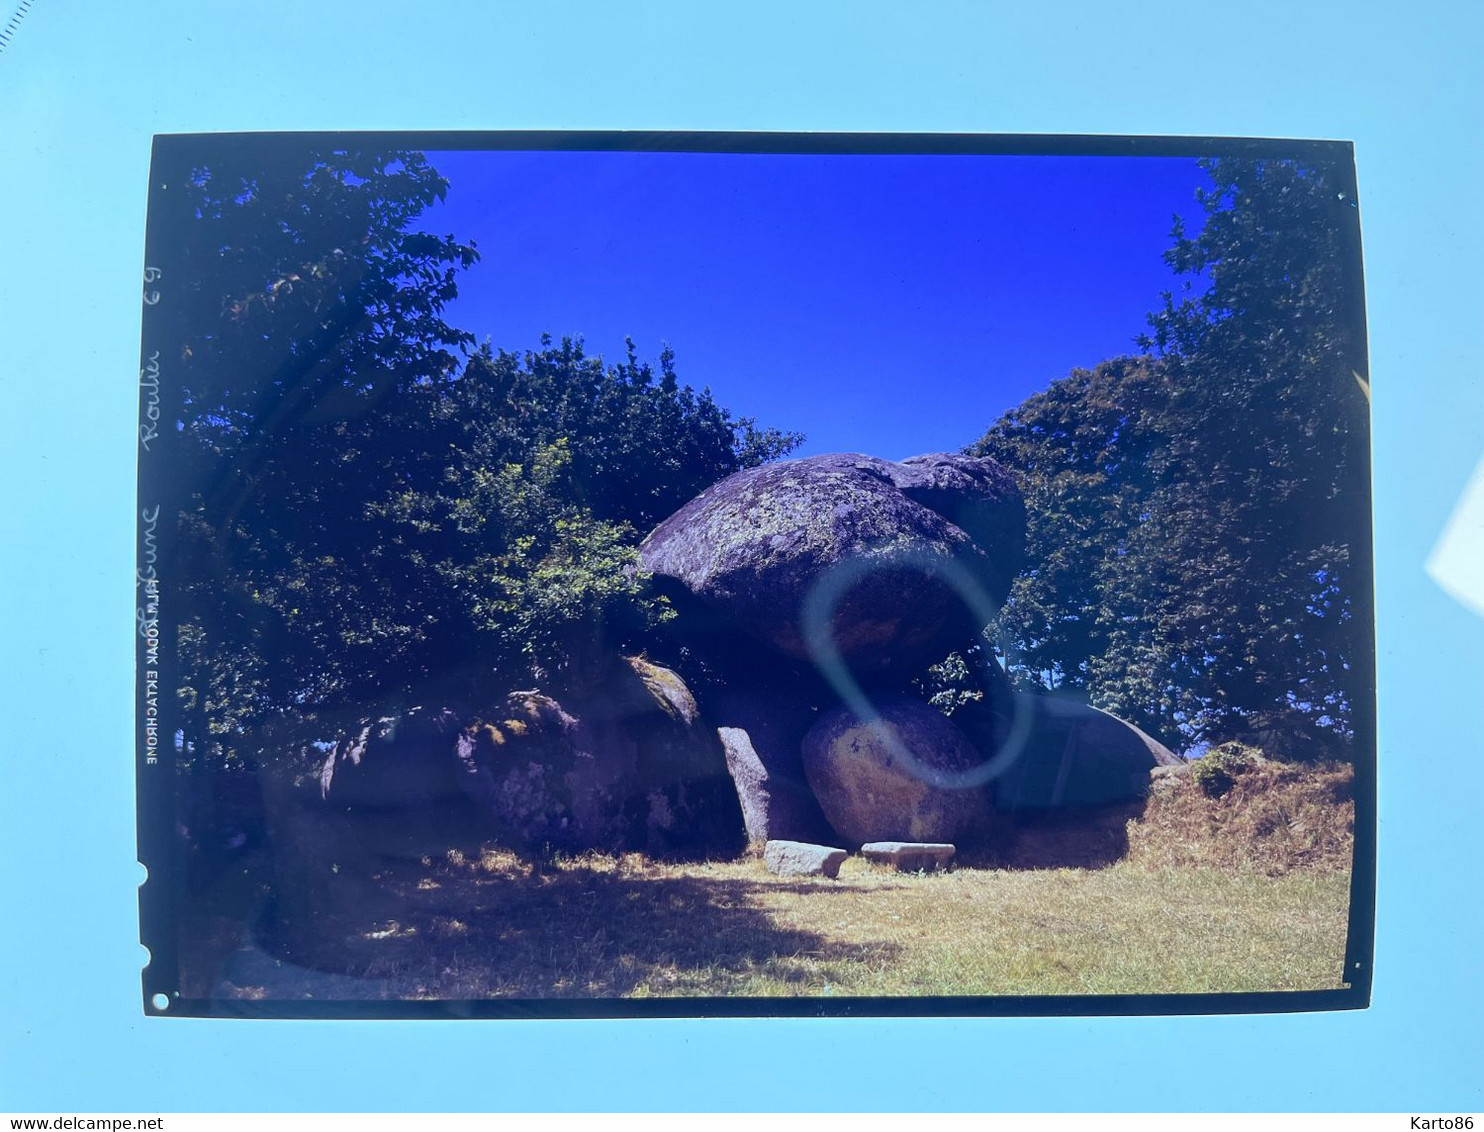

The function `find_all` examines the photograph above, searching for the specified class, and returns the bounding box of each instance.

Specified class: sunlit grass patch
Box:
[191,844,1352,1001]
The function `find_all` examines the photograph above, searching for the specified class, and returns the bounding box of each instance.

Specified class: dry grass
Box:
[190,844,1352,1002]
[182,751,1357,1002]
[1127,758,1355,875]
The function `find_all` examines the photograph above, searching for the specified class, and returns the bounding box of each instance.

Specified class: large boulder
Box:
[953,692,1182,813]
[251,709,492,970]
[316,705,465,810]
[893,452,1025,557]
[800,699,995,847]
[454,657,745,857]
[639,452,1024,680]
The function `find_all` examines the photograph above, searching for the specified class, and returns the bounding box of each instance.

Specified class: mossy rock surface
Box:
[954,693,1181,813]
[455,657,744,857]
[639,452,1024,679]
[801,699,996,848]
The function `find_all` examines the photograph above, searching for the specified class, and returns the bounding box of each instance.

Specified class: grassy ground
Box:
[1129,756,1355,875]
[191,847,1352,1001]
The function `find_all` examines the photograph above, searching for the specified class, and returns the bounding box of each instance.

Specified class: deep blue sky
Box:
[416,150,1211,459]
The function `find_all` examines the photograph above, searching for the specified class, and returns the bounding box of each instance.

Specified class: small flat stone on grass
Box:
[861,841,956,872]
[764,840,848,879]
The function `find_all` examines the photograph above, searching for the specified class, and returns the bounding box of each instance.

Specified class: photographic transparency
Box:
[135,132,1375,1018]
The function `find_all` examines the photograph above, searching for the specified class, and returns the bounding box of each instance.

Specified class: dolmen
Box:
[640,450,1180,861]
[254,447,1183,949]
[639,451,1029,849]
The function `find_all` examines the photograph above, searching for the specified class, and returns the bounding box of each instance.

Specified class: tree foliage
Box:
[170,148,480,752]
[971,358,1168,706]
[366,335,803,690]
[167,147,802,765]
[974,157,1369,754]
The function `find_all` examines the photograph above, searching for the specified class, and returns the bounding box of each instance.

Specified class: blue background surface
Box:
[2,0,1481,1112]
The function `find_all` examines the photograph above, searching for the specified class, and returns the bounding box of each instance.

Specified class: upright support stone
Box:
[709,672,837,846]
[719,725,836,847]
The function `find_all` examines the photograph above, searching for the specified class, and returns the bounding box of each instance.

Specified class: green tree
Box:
[164,145,803,767]
[970,357,1169,705]
[371,336,803,691]
[449,335,800,535]
[167,146,480,763]
[975,157,1369,755]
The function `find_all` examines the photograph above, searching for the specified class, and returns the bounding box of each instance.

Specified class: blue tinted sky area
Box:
[416,150,1211,460]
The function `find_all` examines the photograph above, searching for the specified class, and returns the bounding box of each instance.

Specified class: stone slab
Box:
[764,839,848,879]
[860,841,956,872]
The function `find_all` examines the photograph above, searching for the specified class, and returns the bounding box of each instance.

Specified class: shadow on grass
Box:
[192,847,900,1002]
[944,802,1145,871]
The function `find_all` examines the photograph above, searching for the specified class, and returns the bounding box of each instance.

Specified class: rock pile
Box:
[264,656,744,863]
[257,449,1183,885]
[640,450,1181,856]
